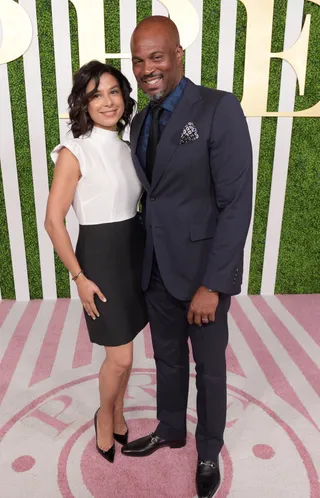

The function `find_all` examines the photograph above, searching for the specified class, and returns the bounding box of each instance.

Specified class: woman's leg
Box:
[113,361,132,434]
[97,341,133,450]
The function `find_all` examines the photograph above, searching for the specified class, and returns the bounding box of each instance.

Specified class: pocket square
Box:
[180,122,199,144]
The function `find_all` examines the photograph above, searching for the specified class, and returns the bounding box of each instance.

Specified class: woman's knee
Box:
[115,354,132,373]
[106,344,133,373]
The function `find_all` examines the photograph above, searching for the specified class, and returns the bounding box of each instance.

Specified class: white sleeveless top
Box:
[51,126,142,225]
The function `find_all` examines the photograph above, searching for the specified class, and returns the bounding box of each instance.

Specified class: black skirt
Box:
[75,214,148,346]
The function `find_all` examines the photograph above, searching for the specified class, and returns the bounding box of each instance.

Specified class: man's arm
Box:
[202,92,253,295]
[129,113,138,143]
[187,93,252,325]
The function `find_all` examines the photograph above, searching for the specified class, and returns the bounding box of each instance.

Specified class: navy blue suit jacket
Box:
[130,78,253,300]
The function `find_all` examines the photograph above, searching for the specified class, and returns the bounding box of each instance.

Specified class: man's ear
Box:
[176,45,183,63]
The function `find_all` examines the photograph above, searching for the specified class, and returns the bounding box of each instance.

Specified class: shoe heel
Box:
[169,441,186,449]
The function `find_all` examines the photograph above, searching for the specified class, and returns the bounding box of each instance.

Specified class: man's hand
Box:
[187,286,219,326]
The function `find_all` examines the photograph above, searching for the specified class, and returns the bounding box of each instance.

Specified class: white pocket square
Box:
[180,122,199,144]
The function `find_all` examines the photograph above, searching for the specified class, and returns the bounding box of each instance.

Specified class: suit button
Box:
[150,196,156,201]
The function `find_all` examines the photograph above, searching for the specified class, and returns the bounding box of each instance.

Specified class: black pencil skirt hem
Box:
[75,214,148,347]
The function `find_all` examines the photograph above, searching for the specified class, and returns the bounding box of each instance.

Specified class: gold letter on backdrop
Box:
[69,0,199,63]
[0,0,32,64]
[240,0,320,117]
[293,0,320,116]
[2,0,318,118]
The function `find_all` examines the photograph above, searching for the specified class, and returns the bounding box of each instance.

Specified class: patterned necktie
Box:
[146,104,163,183]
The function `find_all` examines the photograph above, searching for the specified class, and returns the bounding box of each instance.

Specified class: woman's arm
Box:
[45,147,82,276]
[45,147,106,318]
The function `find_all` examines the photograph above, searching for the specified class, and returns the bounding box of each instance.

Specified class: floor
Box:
[0,295,319,497]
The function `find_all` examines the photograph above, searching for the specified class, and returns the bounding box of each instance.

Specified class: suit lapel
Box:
[151,79,202,192]
[130,106,150,190]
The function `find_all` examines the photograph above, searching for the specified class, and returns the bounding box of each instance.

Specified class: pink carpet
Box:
[0,295,319,497]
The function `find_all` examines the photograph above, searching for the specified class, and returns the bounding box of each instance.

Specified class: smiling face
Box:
[86,73,125,130]
[131,19,183,102]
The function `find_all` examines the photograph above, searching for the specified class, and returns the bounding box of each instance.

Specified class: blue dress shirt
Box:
[137,77,188,170]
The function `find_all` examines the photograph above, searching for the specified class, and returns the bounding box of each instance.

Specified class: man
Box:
[122,16,252,498]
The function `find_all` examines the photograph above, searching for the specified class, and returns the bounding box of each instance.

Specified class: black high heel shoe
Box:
[113,425,129,445]
[94,409,115,463]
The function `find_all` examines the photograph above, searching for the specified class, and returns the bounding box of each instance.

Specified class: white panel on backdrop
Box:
[52,0,73,126]
[69,0,105,65]
[217,0,237,92]
[120,0,138,136]
[185,0,203,85]
[0,65,29,300]
[120,0,137,100]
[52,0,79,299]
[241,117,262,294]
[20,0,57,300]
[261,0,305,295]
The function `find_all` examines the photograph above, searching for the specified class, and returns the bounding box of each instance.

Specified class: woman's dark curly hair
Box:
[68,60,136,138]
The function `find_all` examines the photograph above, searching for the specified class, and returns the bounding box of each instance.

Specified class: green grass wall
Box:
[0,0,319,299]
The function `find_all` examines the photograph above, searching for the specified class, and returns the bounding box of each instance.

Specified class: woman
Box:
[45,60,148,463]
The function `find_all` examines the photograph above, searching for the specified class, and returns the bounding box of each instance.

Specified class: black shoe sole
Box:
[122,440,186,457]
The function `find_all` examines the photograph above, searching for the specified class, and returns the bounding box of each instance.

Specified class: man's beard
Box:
[146,90,165,101]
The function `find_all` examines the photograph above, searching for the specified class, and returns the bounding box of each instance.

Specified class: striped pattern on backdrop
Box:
[0,0,319,300]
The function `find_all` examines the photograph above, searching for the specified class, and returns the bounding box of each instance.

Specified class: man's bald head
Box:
[131,16,180,48]
[131,16,183,102]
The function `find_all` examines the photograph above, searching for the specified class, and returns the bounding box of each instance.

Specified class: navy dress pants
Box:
[145,259,230,462]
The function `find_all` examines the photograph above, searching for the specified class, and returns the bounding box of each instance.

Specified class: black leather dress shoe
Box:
[196,460,221,498]
[121,432,186,457]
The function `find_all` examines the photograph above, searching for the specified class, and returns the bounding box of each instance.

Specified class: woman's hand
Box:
[76,274,107,319]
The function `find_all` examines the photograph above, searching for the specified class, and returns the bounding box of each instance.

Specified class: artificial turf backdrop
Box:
[0,0,319,299]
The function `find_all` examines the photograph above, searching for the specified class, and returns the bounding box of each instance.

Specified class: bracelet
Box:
[72,270,83,281]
